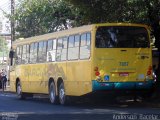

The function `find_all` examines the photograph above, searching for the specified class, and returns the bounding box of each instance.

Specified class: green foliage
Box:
[13,0,160,49]
[65,0,160,48]
[67,0,130,23]
[15,0,75,38]
[65,0,159,24]
[0,37,8,55]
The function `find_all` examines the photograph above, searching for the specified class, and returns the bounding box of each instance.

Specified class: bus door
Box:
[9,48,17,92]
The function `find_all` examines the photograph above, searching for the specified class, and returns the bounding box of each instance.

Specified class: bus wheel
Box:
[16,81,25,100]
[49,82,58,104]
[59,82,69,105]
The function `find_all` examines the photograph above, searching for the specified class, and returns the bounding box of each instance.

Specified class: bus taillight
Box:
[147,66,152,75]
[94,67,100,76]
[94,67,101,81]
[147,70,152,75]
[95,71,100,76]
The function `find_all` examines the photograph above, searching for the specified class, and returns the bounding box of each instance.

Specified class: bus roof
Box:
[12,23,149,48]
[13,24,93,47]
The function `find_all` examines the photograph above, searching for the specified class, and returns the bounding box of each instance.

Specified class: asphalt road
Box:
[0,92,160,120]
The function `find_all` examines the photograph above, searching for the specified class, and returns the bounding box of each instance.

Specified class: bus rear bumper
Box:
[92,80,154,91]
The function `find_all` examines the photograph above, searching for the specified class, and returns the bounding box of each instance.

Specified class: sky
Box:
[0,0,18,34]
[0,0,10,15]
[0,0,11,34]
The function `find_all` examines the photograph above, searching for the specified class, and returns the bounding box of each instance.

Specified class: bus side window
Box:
[43,41,47,62]
[52,40,57,62]
[26,45,29,63]
[22,45,27,64]
[56,38,63,61]
[87,33,91,45]
[34,43,38,63]
[61,37,68,61]
[68,35,80,60]
[38,41,44,63]
[16,46,22,65]
[80,32,91,59]
[47,39,56,62]
[30,43,34,64]
[47,39,53,62]
[68,35,74,60]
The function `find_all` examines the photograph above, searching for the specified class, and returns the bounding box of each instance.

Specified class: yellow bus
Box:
[9,23,154,105]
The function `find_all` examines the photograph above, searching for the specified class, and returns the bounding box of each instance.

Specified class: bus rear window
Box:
[96,26,150,48]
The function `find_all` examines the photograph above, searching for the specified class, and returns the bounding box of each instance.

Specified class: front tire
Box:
[16,81,26,99]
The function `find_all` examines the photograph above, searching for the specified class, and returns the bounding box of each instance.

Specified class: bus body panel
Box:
[10,61,92,96]
[66,60,92,96]
[18,65,30,92]
[26,64,48,93]
[93,48,152,81]
[92,48,153,90]
[46,62,67,94]
[10,69,16,92]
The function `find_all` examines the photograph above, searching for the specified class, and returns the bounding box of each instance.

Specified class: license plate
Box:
[119,73,129,76]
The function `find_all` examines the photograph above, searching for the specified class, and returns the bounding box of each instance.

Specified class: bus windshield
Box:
[96,26,150,48]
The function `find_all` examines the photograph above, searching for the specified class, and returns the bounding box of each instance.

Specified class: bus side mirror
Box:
[9,50,15,66]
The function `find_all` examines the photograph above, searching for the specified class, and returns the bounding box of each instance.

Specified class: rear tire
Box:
[59,82,70,105]
[49,81,58,104]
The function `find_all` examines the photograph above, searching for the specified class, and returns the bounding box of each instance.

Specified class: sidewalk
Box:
[0,85,10,92]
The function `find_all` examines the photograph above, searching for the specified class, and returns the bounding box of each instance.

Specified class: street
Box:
[0,92,160,120]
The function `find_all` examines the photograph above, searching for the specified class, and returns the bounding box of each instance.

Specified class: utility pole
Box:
[11,0,15,46]
[8,0,15,85]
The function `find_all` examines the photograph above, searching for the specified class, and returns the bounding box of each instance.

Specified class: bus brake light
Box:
[147,66,152,75]
[95,71,100,76]
[147,70,151,75]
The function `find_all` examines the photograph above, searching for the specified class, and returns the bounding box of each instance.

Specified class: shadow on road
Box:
[1,92,160,120]
[22,93,160,109]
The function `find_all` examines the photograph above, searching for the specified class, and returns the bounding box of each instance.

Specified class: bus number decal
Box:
[119,62,129,66]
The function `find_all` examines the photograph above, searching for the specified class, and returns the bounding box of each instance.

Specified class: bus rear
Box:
[92,24,154,92]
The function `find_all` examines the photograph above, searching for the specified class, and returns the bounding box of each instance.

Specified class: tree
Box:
[0,37,9,65]
[0,37,8,52]
[65,0,160,98]
[13,0,160,41]
[14,0,75,38]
